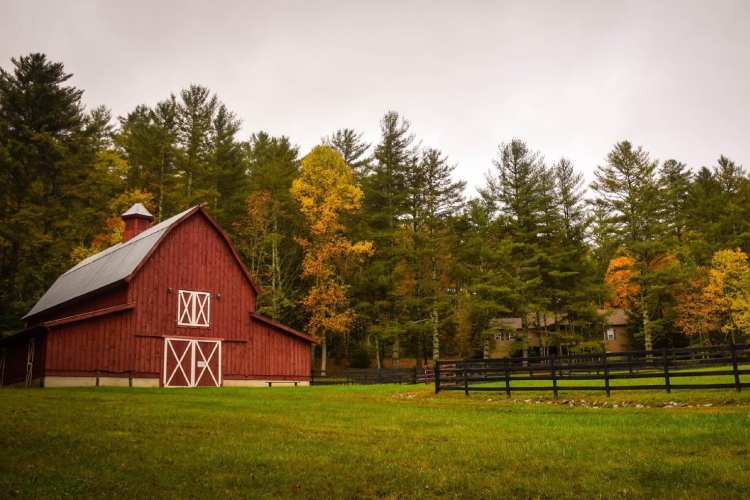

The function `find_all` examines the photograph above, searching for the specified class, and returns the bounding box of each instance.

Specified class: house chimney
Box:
[121,203,154,243]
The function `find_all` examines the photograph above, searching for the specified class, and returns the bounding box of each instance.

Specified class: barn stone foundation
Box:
[223,380,309,387]
[43,376,160,388]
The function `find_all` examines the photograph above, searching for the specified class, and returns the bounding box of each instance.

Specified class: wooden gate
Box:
[163,338,221,387]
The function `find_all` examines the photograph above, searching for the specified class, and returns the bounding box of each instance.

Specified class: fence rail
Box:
[311,367,427,386]
[435,344,750,397]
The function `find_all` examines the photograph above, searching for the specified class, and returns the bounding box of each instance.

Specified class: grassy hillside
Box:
[1,385,750,499]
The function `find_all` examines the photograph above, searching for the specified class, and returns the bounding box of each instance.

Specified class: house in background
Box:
[490,309,629,358]
[0,204,316,388]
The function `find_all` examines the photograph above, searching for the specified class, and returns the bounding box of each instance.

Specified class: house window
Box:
[606,328,616,340]
[178,290,211,327]
[494,333,503,341]
[507,332,516,340]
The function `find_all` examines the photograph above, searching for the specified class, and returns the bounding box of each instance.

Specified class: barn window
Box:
[606,328,616,340]
[178,290,211,327]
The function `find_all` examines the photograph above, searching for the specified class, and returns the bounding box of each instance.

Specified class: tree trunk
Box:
[392,336,399,369]
[431,255,440,363]
[375,336,381,368]
[641,287,652,351]
[416,335,423,369]
[158,148,166,222]
[320,336,327,376]
[271,215,280,320]
[431,308,440,363]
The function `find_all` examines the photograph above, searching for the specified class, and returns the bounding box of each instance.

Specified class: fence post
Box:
[464,360,469,396]
[311,369,315,386]
[412,367,417,385]
[731,343,741,393]
[504,358,511,398]
[129,371,133,388]
[663,347,671,394]
[434,361,441,394]
[628,354,633,375]
[551,353,557,399]
[378,369,382,384]
[96,369,100,387]
[603,352,610,398]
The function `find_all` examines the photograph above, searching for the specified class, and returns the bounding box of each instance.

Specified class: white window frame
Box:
[507,332,516,340]
[177,290,211,327]
[606,328,616,340]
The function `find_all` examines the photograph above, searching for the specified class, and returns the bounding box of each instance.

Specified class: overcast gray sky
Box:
[1,0,749,194]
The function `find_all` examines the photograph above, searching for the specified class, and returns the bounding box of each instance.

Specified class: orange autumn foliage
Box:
[604,255,639,309]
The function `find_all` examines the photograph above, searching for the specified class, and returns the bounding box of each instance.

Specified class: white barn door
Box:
[163,338,221,387]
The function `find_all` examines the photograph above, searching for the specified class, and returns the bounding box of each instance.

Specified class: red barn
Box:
[0,204,315,388]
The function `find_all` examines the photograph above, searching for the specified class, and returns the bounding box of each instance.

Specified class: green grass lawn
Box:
[2,384,750,499]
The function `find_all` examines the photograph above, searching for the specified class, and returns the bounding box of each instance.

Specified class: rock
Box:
[612,404,619,409]
[524,399,531,403]
[703,403,713,407]
[562,400,569,404]
[487,399,492,402]
[635,404,644,408]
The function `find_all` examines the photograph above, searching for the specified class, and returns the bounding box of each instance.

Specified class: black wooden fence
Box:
[311,367,427,386]
[434,344,750,396]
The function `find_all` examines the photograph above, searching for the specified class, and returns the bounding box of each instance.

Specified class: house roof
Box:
[492,309,628,330]
[25,206,261,320]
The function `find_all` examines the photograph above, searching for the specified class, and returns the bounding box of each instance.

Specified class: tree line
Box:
[2,54,749,369]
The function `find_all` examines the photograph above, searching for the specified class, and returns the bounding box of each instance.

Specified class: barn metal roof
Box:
[24,208,193,319]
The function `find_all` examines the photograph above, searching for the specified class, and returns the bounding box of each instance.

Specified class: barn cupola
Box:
[122,203,154,243]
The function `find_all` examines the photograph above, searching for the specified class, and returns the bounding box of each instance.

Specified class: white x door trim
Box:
[163,338,221,387]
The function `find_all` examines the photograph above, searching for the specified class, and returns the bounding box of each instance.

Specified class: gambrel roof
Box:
[24,206,261,320]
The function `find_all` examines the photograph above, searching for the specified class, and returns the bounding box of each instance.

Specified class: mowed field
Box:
[2,384,750,500]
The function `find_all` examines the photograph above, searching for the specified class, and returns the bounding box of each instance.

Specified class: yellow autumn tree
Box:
[675,266,725,345]
[290,146,373,372]
[708,248,750,343]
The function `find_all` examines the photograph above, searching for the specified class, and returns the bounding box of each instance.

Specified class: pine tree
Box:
[415,148,465,363]
[176,85,218,205]
[481,139,548,357]
[357,111,419,367]
[0,54,100,333]
[322,128,371,178]
[210,104,245,229]
[591,141,667,350]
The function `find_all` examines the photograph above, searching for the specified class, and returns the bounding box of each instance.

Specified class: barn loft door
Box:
[163,338,221,387]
